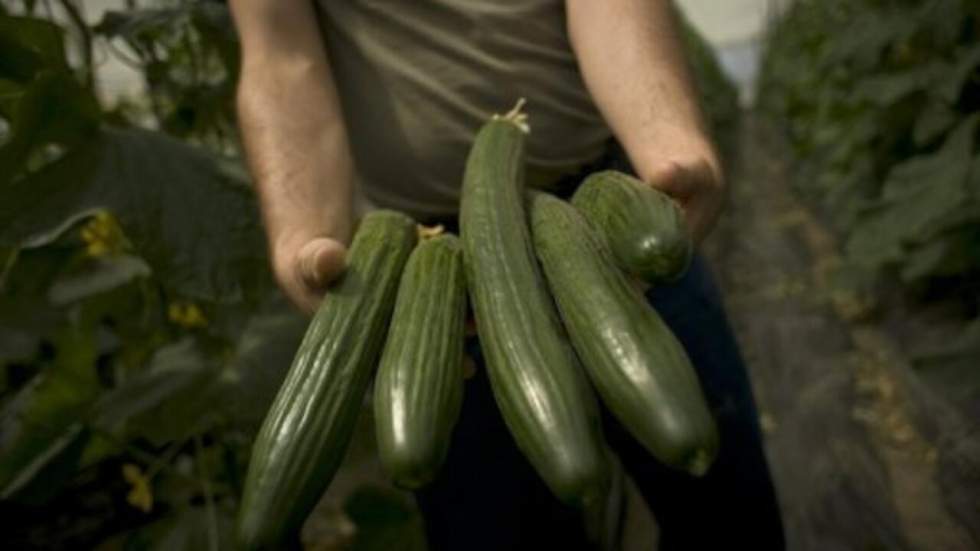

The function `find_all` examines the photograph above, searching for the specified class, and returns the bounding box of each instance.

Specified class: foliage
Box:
[759,0,980,306]
[93,0,240,151]
[0,2,296,548]
[343,485,428,551]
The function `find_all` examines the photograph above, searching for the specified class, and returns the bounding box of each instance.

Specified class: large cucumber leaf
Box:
[0,127,269,303]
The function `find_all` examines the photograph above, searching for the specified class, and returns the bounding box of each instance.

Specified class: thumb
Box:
[297,237,348,290]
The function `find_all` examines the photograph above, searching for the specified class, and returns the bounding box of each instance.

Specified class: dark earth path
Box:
[702,113,978,551]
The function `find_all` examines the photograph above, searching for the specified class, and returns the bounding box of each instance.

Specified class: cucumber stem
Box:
[493,97,530,134]
[417,224,445,240]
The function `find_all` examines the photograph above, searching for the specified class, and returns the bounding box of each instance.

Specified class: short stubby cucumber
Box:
[572,170,693,284]
[374,232,466,489]
[530,191,718,475]
[237,210,417,550]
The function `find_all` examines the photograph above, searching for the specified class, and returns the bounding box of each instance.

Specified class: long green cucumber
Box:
[572,170,693,284]
[374,232,466,489]
[530,191,718,475]
[237,210,417,550]
[460,106,609,505]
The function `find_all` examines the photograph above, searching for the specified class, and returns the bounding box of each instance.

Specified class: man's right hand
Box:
[230,0,357,315]
[273,234,348,315]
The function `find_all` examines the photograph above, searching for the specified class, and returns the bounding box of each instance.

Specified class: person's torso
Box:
[317,0,612,219]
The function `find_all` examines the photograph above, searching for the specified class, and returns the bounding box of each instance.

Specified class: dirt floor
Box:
[302,112,980,551]
[702,114,978,551]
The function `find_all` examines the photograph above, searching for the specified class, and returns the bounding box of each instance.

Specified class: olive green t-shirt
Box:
[316,0,612,219]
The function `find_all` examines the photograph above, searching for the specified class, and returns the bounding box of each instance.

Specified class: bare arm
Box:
[230,0,353,313]
[566,0,724,243]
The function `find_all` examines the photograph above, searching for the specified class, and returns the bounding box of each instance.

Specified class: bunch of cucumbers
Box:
[236,106,719,550]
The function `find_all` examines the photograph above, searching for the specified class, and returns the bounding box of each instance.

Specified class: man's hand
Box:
[567,0,725,244]
[273,233,348,315]
[230,0,355,314]
[642,144,725,244]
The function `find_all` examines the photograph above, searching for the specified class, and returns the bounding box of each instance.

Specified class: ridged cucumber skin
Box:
[460,116,609,505]
[572,170,693,284]
[237,210,417,550]
[374,233,466,490]
[530,192,719,476]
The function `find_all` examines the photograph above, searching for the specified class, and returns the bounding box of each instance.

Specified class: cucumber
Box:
[374,232,466,489]
[572,170,693,284]
[460,105,609,505]
[237,210,417,550]
[529,191,718,475]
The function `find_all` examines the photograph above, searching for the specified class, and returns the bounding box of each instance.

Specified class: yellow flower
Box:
[168,301,208,329]
[122,463,153,513]
[80,211,127,257]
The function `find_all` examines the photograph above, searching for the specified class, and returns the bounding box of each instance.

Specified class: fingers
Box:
[298,237,348,289]
[644,158,725,243]
[274,235,348,316]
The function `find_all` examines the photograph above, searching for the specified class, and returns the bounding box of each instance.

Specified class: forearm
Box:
[232,0,354,249]
[566,0,720,180]
[237,64,353,248]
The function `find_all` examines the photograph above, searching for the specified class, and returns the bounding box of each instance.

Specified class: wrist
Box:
[269,203,351,255]
[629,126,722,186]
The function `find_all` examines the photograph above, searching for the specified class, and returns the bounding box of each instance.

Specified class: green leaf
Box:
[3,424,92,505]
[853,62,948,107]
[912,317,980,367]
[901,237,959,282]
[0,332,37,377]
[879,152,966,204]
[941,42,980,103]
[826,8,915,72]
[0,325,99,498]
[845,181,967,271]
[949,318,980,357]
[344,485,428,551]
[94,8,189,40]
[970,152,980,199]
[96,338,219,446]
[189,4,239,79]
[0,70,101,182]
[0,126,270,303]
[0,77,22,119]
[148,506,235,551]
[844,113,976,268]
[222,296,306,431]
[0,14,69,82]
[105,505,236,551]
[904,230,980,282]
[47,254,151,306]
[913,100,959,146]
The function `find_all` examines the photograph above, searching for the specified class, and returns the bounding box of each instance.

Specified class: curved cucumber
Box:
[530,192,718,475]
[572,170,693,284]
[374,232,466,489]
[237,210,417,550]
[460,109,609,505]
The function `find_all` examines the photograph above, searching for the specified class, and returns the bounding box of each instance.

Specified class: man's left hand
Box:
[641,148,725,244]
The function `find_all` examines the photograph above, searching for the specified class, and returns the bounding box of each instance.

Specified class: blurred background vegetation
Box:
[0,0,976,549]
[760,0,980,316]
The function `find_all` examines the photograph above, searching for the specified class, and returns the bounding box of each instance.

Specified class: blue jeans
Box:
[415,255,785,550]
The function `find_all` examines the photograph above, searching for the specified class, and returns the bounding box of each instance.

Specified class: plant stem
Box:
[56,0,97,93]
[144,437,188,480]
[195,434,220,551]
[0,247,20,291]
